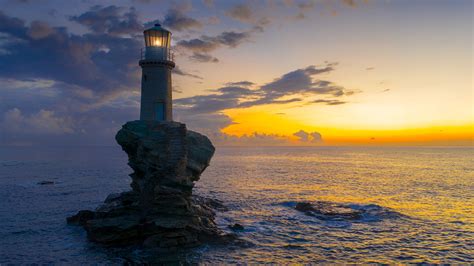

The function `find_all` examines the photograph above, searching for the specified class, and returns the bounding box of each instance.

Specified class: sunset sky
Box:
[0,0,472,146]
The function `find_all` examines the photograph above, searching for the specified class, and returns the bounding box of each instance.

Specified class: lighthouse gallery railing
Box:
[140,48,174,61]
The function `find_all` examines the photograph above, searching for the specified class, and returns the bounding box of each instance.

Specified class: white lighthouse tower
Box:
[139,24,175,121]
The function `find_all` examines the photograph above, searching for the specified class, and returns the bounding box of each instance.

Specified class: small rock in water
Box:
[37,180,54,185]
[228,223,244,231]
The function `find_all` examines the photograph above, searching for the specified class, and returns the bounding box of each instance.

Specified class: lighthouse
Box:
[139,24,175,121]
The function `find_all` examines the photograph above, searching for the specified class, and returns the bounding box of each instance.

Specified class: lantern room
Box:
[143,23,172,61]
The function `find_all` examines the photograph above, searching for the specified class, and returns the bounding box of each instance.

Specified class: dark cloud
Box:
[70,5,142,36]
[174,2,273,63]
[293,129,309,141]
[260,65,336,95]
[173,66,203,79]
[293,130,323,143]
[175,93,239,114]
[309,132,322,142]
[366,67,375,71]
[215,86,255,96]
[216,31,251,47]
[174,89,238,114]
[0,10,143,100]
[162,8,203,31]
[312,99,347,105]
[177,30,251,53]
[0,11,25,35]
[237,63,351,106]
[176,28,254,62]
[225,81,254,87]
[175,84,256,115]
[0,10,143,145]
[177,38,218,53]
[175,63,352,113]
[190,52,219,63]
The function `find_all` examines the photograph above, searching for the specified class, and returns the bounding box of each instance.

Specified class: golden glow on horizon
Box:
[222,107,473,145]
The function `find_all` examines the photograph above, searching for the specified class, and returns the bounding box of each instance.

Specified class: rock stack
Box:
[68,120,227,250]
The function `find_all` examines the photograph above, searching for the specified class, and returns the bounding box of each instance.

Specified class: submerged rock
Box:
[295,201,362,220]
[294,201,406,222]
[68,120,229,250]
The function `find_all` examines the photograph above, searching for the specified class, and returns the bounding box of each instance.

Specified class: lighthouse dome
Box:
[145,23,171,33]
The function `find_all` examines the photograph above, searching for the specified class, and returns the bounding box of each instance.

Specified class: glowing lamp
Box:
[143,23,171,60]
[153,39,162,46]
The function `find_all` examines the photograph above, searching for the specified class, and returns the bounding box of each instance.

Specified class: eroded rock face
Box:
[68,121,228,250]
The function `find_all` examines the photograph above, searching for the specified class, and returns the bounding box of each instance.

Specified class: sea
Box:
[0,146,472,264]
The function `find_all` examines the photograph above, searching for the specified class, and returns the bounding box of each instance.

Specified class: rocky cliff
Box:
[68,120,227,250]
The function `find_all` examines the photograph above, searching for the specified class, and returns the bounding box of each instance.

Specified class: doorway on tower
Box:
[154,102,165,121]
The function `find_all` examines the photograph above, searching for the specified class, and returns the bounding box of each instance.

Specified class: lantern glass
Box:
[144,30,170,48]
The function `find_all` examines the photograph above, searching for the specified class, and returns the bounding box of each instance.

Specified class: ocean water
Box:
[0,146,472,264]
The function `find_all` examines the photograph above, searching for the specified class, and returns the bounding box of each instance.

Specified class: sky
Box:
[0,0,472,146]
